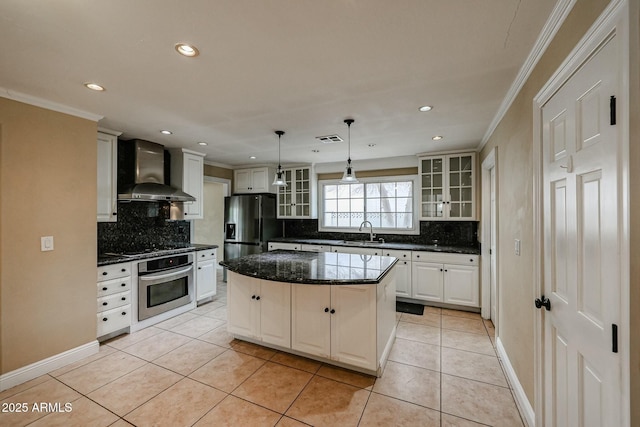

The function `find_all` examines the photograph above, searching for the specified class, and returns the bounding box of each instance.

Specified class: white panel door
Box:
[259,280,291,348]
[412,262,443,302]
[541,35,620,427]
[291,284,331,358]
[330,285,377,370]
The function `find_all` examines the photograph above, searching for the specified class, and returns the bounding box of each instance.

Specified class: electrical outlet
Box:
[41,236,54,251]
[514,239,521,256]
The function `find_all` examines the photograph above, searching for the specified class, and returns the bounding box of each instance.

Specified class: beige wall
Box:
[0,98,97,374]
[193,182,225,261]
[479,0,613,406]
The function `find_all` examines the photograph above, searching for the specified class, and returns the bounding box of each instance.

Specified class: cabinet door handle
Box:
[324,307,329,313]
[102,272,108,276]
[251,295,256,299]
[198,267,202,270]
[121,283,126,287]
[103,318,108,322]
[102,287,108,291]
[330,309,336,314]
[121,297,126,301]
[256,296,261,301]
[444,269,448,272]
[121,311,127,316]
[416,255,420,258]
[102,302,108,306]
[121,268,126,272]
[440,268,443,272]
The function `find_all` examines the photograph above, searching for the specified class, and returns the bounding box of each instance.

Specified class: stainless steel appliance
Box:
[138,252,194,320]
[224,194,281,262]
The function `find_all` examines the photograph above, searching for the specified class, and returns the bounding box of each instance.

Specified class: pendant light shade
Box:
[340,119,359,183]
[272,130,287,187]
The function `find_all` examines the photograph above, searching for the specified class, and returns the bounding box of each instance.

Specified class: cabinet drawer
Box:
[196,249,217,262]
[300,244,330,252]
[97,263,131,281]
[412,251,478,265]
[381,249,411,260]
[269,242,301,251]
[97,277,131,297]
[97,304,131,337]
[97,290,130,311]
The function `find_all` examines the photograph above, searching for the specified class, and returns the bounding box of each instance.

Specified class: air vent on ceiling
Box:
[315,134,343,144]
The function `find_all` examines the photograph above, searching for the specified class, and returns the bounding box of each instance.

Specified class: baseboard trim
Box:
[496,337,535,427]
[0,340,99,392]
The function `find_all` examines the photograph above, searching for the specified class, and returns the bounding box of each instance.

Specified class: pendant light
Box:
[272,130,287,187]
[340,118,359,183]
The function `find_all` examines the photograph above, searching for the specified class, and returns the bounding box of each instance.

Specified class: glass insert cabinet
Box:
[419,153,475,220]
[277,166,317,219]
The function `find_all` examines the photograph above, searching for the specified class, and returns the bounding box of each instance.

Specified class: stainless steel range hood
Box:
[117,139,195,202]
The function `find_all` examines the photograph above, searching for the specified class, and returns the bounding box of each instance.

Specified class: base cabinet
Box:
[196,249,217,302]
[410,252,479,307]
[227,272,291,348]
[96,262,132,340]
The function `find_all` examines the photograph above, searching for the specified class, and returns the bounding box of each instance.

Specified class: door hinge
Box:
[610,95,617,125]
[612,324,618,353]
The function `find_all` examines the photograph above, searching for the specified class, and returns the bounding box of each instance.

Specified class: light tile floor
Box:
[0,273,523,427]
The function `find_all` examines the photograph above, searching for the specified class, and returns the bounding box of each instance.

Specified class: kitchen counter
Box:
[220,250,397,285]
[98,244,218,266]
[269,237,480,255]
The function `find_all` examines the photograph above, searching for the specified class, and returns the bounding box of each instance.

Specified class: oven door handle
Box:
[138,265,193,281]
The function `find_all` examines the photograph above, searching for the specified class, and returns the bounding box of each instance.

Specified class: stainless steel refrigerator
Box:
[223,193,281,263]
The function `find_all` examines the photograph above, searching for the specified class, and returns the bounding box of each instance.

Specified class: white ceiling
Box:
[0,0,557,168]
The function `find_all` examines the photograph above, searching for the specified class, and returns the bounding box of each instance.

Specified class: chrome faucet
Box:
[359,220,375,242]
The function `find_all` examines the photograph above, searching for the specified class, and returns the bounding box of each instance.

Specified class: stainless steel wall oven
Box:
[138,253,194,321]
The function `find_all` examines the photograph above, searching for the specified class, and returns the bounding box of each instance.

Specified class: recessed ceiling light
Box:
[160,130,173,135]
[175,43,199,57]
[249,156,256,159]
[419,105,433,112]
[197,142,208,146]
[432,135,443,140]
[84,82,105,91]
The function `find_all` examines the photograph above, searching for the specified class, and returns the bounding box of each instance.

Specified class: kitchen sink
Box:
[341,240,385,246]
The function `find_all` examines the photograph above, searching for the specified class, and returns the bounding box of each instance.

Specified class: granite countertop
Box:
[270,237,480,255]
[98,244,218,267]
[220,250,398,285]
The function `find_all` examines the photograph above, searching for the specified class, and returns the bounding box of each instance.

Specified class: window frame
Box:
[318,174,420,235]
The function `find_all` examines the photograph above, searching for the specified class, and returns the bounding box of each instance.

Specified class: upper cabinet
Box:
[97,131,120,222]
[233,167,276,194]
[419,152,476,220]
[277,166,317,219]
[170,149,206,219]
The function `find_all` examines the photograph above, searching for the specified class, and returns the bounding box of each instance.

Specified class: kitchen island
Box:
[220,250,397,376]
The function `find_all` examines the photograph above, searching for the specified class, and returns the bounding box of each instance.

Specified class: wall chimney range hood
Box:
[117,139,196,202]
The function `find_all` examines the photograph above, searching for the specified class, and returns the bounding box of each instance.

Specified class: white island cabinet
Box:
[223,251,397,376]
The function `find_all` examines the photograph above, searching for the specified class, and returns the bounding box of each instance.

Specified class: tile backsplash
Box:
[283,219,478,247]
[97,202,190,254]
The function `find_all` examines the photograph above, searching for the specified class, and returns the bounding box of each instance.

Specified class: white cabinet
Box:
[268,242,301,251]
[381,249,412,297]
[96,262,132,340]
[170,149,205,219]
[277,166,317,218]
[411,251,479,307]
[419,152,476,220]
[227,272,291,347]
[234,167,276,194]
[291,283,377,370]
[196,248,217,302]
[97,131,119,222]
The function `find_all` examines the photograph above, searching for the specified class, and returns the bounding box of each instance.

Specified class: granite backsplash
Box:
[98,202,190,254]
[283,219,478,247]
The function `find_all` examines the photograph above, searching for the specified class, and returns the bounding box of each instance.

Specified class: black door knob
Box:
[330,309,335,314]
[256,296,261,300]
[324,307,329,312]
[535,296,551,311]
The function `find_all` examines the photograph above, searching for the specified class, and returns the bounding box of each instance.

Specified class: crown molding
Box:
[478,0,577,151]
[0,87,103,122]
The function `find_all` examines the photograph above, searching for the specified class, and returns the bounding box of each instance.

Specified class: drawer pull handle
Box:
[121,268,126,272]
[121,283,126,287]
[102,287,108,291]
[122,312,127,316]
[102,318,108,322]
[102,302,108,306]
[102,272,108,276]
[121,297,126,301]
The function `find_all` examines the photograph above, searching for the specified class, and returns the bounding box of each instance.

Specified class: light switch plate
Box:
[514,239,521,256]
[41,236,54,251]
